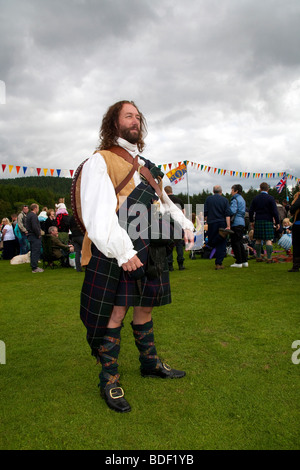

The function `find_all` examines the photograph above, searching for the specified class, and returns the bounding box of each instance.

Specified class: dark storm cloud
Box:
[1,0,300,193]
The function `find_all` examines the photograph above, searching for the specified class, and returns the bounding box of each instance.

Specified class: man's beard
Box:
[119,126,140,144]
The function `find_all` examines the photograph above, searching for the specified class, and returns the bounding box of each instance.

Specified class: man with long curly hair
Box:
[78,100,194,413]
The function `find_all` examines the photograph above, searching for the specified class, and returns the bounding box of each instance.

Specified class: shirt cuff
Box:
[116,248,138,267]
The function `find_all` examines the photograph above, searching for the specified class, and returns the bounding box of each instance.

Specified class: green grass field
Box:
[0,250,299,450]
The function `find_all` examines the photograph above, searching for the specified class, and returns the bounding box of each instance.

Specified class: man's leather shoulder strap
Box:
[70,146,163,234]
[108,146,162,197]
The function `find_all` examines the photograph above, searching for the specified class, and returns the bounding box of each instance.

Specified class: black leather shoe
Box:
[141,359,186,379]
[100,383,131,413]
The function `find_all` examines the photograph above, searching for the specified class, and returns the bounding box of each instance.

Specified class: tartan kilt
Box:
[254,220,275,241]
[80,243,171,352]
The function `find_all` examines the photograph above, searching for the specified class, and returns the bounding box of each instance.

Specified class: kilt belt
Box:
[80,160,171,357]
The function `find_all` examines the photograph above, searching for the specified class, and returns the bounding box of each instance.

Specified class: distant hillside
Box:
[0,176,73,219]
[0,176,72,194]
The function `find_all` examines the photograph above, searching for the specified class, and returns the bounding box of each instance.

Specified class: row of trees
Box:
[177,186,298,211]
[0,176,299,221]
[0,177,72,220]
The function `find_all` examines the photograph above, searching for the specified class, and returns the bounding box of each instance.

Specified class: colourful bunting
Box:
[1,161,299,185]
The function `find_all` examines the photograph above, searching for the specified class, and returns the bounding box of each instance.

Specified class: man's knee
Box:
[110,306,127,325]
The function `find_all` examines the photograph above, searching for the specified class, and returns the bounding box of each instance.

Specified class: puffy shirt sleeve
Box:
[160,189,195,232]
[80,153,137,266]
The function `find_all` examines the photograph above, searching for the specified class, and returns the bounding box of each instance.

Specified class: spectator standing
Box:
[11,213,18,229]
[164,185,185,271]
[204,185,232,270]
[1,218,16,260]
[69,215,84,272]
[229,184,248,268]
[249,182,280,263]
[26,204,43,273]
[10,213,19,255]
[44,209,57,234]
[17,205,29,254]
[38,207,48,233]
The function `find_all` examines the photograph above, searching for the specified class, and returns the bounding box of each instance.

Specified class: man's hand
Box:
[183,229,194,249]
[122,255,143,272]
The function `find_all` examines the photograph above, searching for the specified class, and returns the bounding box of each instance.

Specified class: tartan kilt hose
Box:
[253,220,275,241]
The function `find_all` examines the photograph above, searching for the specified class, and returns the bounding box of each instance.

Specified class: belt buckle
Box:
[109,387,124,400]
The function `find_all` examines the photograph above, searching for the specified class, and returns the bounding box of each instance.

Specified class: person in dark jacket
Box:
[164,185,185,271]
[44,208,57,235]
[26,203,43,273]
[204,185,232,270]
[249,182,280,263]
[69,215,84,272]
[288,191,300,272]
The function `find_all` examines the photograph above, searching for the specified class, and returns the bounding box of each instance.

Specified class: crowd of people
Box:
[0,199,84,273]
[0,184,299,274]
[187,182,300,273]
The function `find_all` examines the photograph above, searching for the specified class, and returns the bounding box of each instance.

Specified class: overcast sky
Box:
[1,0,300,195]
